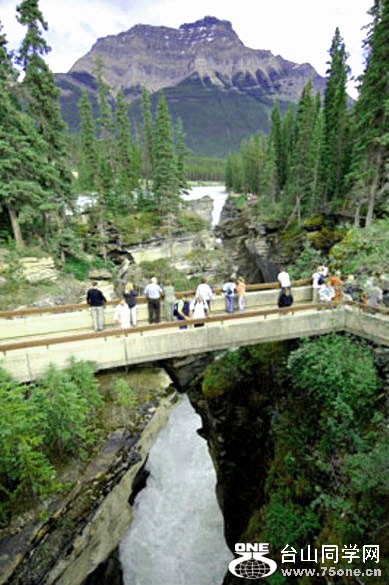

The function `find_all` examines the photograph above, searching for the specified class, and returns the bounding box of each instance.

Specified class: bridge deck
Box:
[1,301,388,382]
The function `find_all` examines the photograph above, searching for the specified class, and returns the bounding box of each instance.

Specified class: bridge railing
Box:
[0,301,340,353]
[0,278,312,319]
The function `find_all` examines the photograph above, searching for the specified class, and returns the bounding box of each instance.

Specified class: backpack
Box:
[317,274,325,286]
[173,299,190,318]
[225,285,233,296]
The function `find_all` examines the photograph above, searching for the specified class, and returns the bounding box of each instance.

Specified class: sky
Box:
[1,0,373,99]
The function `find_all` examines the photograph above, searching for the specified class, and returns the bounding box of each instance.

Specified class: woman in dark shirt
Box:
[124,282,138,326]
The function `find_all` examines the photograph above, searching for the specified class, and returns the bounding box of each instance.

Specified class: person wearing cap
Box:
[144,276,163,324]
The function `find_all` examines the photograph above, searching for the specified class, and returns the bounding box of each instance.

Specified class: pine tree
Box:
[309,95,325,213]
[319,28,350,207]
[141,87,154,193]
[78,90,98,191]
[261,137,278,204]
[281,104,296,200]
[115,91,140,210]
[152,94,179,214]
[95,57,115,208]
[16,0,73,228]
[270,101,285,198]
[174,118,188,190]
[286,80,320,221]
[349,0,389,224]
[0,25,54,247]
[241,135,261,194]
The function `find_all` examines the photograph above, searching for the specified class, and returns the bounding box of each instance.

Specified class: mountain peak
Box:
[179,15,233,31]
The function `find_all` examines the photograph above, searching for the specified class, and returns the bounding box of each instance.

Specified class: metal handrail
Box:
[0,278,312,319]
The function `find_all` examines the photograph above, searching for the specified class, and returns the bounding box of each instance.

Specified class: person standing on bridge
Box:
[278,287,294,308]
[86,281,107,331]
[144,276,163,324]
[114,299,131,329]
[223,277,236,313]
[236,277,246,312]
[163,280,176,321]
[124,282,138,326]
[190,294,208,326]
[277,266,291,292]
[196,277,214,313]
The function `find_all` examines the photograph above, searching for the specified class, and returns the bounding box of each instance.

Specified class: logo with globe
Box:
[228,543,277,580]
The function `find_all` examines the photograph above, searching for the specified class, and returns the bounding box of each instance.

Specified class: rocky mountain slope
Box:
[57,16,326,157]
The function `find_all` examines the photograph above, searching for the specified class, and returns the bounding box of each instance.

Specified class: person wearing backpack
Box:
[222,277,236,313]
[173,294,191,329]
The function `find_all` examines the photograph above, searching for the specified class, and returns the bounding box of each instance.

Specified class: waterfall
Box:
[181,185,228,226]
[119,394,233,585]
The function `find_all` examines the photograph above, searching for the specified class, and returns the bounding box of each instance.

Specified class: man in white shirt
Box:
[144,276,163,323]
[195,278,214,311]
[277,267,291,291]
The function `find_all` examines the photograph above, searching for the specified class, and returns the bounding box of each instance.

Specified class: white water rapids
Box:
[119,394,233,585]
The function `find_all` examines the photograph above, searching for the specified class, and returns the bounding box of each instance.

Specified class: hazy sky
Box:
[1,0,372,98]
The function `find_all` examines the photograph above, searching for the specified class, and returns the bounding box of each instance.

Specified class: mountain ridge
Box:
[57,16,327,156]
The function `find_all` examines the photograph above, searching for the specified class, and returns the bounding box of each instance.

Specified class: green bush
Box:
[175,212,208,233]
[63,255,109,281]
[330,218,389,274]
[0,359,103,524]
[113,379,138,408]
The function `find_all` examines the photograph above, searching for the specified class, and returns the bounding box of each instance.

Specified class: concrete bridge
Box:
[1,283,388,382]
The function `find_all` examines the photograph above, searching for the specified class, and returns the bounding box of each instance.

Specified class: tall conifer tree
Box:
[141,87,154,193]
[115,90,140,209]
[349,0,389,224]
[78,90,98,191]
[95,58,115,207]
[319,28,350,206]
[286,80,319,220]
[152,94,179,214]
[174,118,188,190]
[0,24,54,247]
[270,101,285,198]
[16,0,73,224]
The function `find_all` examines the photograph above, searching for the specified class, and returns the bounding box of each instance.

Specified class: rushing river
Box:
[119,394,233,585]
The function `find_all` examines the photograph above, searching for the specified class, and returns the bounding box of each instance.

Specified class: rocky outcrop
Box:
[215,198,289,282]
[0,255,59,284]
[19,257,59,283]
[185,195,214,224]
